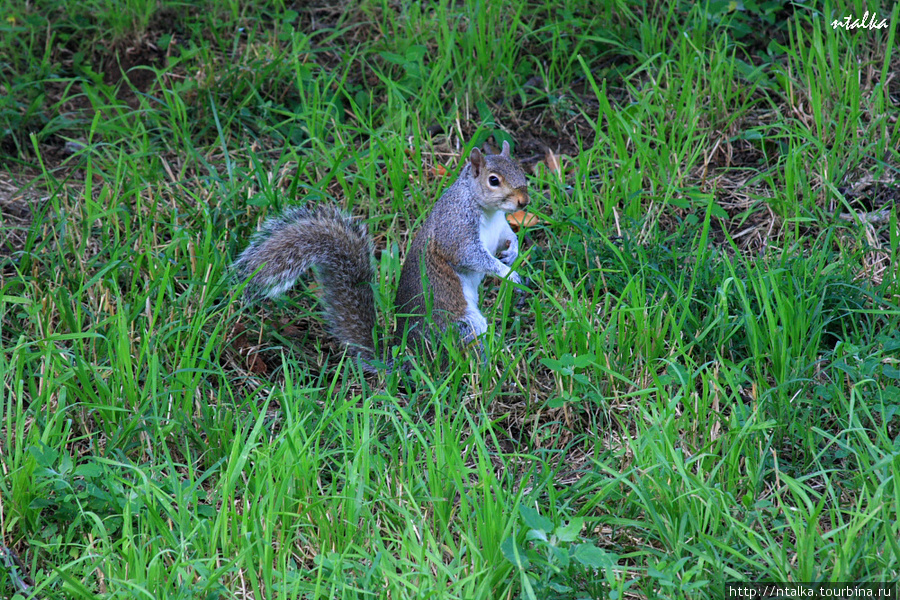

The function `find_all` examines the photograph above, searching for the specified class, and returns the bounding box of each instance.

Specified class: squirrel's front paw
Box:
[499,240,518,266]
[507,271,524,286]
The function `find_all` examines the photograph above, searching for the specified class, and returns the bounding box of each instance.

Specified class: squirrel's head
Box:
[468,141,530,213]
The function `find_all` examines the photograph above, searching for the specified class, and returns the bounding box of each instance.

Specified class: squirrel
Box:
[233,140,530,371]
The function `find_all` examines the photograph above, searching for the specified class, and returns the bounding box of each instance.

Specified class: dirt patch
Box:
[47,32,171,113]
[837,178,900,215]
[0,171,41,261]
[101,37,167,106]
[16,21,185,172]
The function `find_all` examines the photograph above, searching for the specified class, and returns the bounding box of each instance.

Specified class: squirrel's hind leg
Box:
[455,320,489,367]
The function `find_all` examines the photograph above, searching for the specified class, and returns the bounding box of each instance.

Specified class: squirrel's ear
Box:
[500,140,511,158]
[469,147,485,176]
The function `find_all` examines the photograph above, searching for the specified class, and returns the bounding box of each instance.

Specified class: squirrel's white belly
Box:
[455,210,508,336]
[480,210,507,254]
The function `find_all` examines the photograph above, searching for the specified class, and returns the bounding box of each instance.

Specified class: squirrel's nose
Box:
[515,189,530,208]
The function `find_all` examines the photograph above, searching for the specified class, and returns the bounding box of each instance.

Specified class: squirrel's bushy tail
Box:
[233,206,377,360]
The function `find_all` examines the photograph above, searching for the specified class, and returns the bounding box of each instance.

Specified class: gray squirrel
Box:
[233,141,530,371]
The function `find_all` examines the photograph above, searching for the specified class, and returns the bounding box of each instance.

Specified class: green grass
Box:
[2,0,900,598]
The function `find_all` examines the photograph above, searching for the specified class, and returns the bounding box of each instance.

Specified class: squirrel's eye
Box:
[488,175,501,187]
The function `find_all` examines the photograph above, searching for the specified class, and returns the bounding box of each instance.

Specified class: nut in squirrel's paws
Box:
[499,248,517,266]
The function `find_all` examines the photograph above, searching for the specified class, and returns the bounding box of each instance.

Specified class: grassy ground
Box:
[2,0,899,598]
